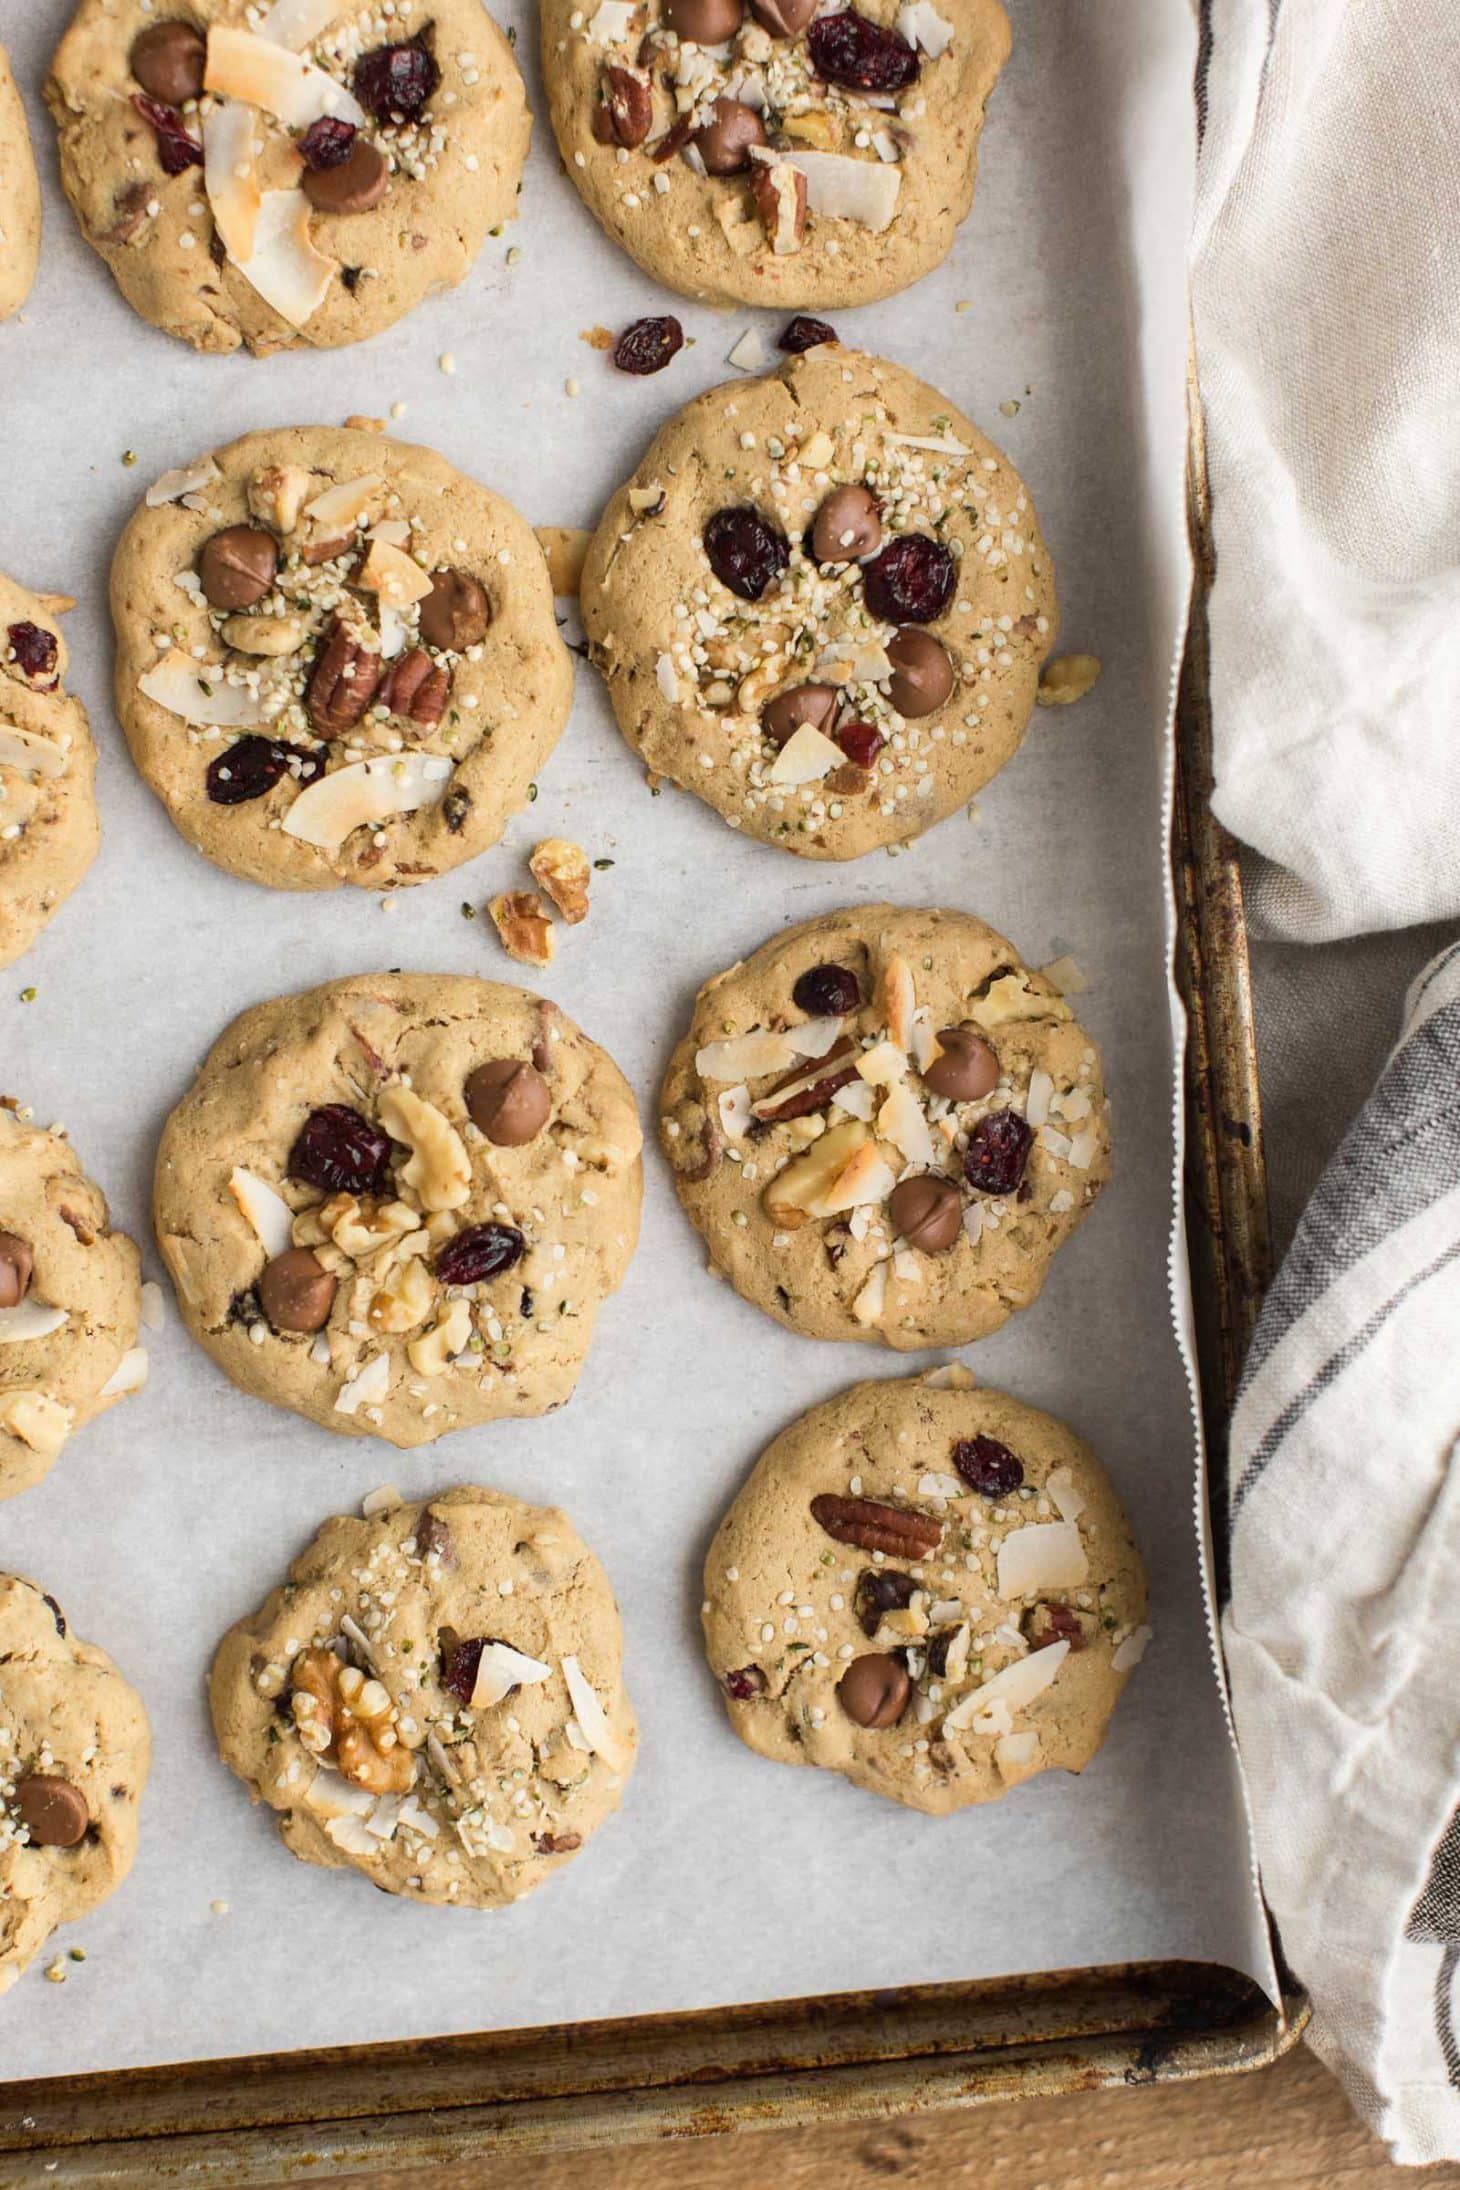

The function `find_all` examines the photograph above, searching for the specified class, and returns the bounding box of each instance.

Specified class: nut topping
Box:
[306,619,383,737]
[598,65,653,149]
[529,838,591,924]
[488,890,556,967]
[290,1648,415,1796]
[749,159,808,254]
[379,647,451,728]
[809,1493,941,1558]
[751,1037,860,1123]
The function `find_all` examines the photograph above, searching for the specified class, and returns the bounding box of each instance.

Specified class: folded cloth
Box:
[1224,939,1460,2165]
[1192,0,1460,942]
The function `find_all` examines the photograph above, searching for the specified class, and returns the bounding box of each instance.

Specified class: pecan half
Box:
[652,114,694,163]
[380,646,451,728]
[307,620,382,737]
[752,1037,860,1123]
[597,65,652,148]
[810,1494,941,1558]
[533,1829,583,1854]
[1022,1602,1090,1653]
[750,159,808,253]
[99,179,154,247]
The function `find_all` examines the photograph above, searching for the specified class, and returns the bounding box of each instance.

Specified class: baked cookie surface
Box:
[703,1375,1148,1813]
[112,426,573,892]
[155,974,643,1447]
[0,1573,151,1993]
[582,348,1056,860]
[0,574,100,970]
[0,46,41,322]
[660,905,1108,1350]
[46,0,530,355]
[211,1487,637,1904]
[541,0,1009,308]
[0,1110,143,1503]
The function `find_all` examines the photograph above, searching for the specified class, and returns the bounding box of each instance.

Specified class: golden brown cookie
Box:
[0,574,100,970]
[0,45,42,322]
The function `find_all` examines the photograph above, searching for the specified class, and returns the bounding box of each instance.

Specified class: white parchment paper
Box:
[0,0,1277,2080]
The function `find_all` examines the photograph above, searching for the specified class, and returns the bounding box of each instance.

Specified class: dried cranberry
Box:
[862,534,956,624]
[778,315,838,353]
[952,1434,1025,1498]
[792,963,861,1017]
[962,1110,1033,1196]
[130,92,204,174]
[287,1105,393,1195]
[854,1568,916,1638]
[299,118,360,169]
[835,719,885,767]
[703,507,790,602]
[724,1666,765,1700]
[5,622,58,686]
[612,315,684,375]
[440,1636,487,1704]
[205,736,324,806]
[435,1223,526,1287]
[353,37,439,124]
[807,10,919,93]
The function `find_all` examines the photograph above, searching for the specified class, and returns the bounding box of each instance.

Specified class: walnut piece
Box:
[1036,653,1102,707]
[290,1648,415,1795]
[247,465,313,535]
[529,838,591,925]
[489,890,556,967]
[376,1087,471,1213]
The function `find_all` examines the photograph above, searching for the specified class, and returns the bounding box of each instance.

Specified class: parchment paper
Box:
[0,0,1277,2080]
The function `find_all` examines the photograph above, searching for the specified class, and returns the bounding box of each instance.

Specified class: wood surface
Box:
[315,2046,1459,2189]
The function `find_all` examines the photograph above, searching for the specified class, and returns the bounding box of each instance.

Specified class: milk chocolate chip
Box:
[199,526,279,612]
[693,98,767,175]
[837,1653,910,1729]
[811,484,882,565]
[130,20,206,104]
[0,1232,33,1310]
[886,627,954,717]
[302,135,389,214]
[923,1026,999,1102]
[464,1060,551,1147]
[15,1774,90,1849]
[762,682,839,748]
[664,0,744,38]
[420,569,491,652]
[887,1173,961,1253]
[259,1248,337,1335]
[750,0,817,32]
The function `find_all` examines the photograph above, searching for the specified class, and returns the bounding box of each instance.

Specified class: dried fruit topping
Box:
[809,1493,941,1558]
[299,118,360,169]
[435,1223,526,1288]
[951,1434,1025,1498]
[353,37,439,125]
[962,1109,1033,1196]
[724,1665,766,1700]
[306,620,383,737]
[205,736,324,806]
[380,647,451,727]
[703,507,790,601]
[752,1037,860,1124]
[440,1635,488,1704]
[130,91,204,174]
[130,21,206,105]
[778,314,838,352]
[807,9,920,92]
[838,1652,911,1728]
[287,1104,393,1196]
[854,1567,916,1637]
[598,65,653,149]
[613,315,684,376]
[792,962,861,1017]
[862,533,956,624]
[1024,1602,1088,1653]
[292,1648,413,1795]
[5,622,58,686]
[835,719,885,767]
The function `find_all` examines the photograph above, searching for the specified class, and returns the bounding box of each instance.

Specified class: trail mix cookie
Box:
[0,1108,144,1503]
[582,348,1056,859]
[155,975,643,1447]
[112,427,573,892]
[542,0,1009,308]
[46,0,530,355]
[211,1487,637,1905]
[703,1375,1149,1813]
[0,46,41,322]
[0,1573,151,1994]
[0,576,101,969]
[660,905,1109,1349]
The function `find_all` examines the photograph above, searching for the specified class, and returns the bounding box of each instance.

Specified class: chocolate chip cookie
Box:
[0,574,100,970]
[542,0,1010,308]
[0,1573,151,1993]
[46,1,530,354]
[111,426,573,892]
[703,1374,1149,1813]
[211,1487,636,1904]
[0,46,41,322]
[154,974,643,1447]
[0,1108,144,1503]
[660,905,1109,1349]
[581,347,1056,858]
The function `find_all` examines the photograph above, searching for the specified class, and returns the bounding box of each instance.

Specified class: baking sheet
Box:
[0,0,1277,2081]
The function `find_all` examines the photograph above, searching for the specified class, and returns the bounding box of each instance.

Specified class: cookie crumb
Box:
[487,890,556,967]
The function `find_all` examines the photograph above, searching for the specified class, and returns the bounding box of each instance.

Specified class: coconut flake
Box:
[785,1015,844,1060]
[896,0,955,54]
[780,150,900,233]
[204,102,261,264]
[0,726,68,780]
[205,27,365,127]
[587,0,638,40]
[1068,1126,1099,1170]
[361,1483,403,1518]
[718,1085,753,1140]
[655,652,681,703]
[1046,1467,1087,1524]
[1112,1624,1153,1673]
[145,457,223,509]
[228,1167,294,1257]
[851,1259,887,1326]
[304,475,384,532]
[0,1300,68,1345]
[470,1641,552,1709]
[768,721,843,785]
[994,1729,1041,1784]
[335,1353,390,1416]
[258,0,345,45]
[695,1030,797,1081]
[229,188,337,329]
[139,650,267,728]
[561,1655,632,1772]
[356,534,433,608]
[1041,953,1090,996]
[99,1347,149,1400]
[822,1145,897,1214]
[281,753,453,852]
[727,326,766,372]
[1024,1068,1054,1129]
[832,1079,876,1121]
[856,1039,908,1088]
[877,1084,937,1168]
[305,1765,375,1820]
[943,1640,1069,1731]
[882,429,973,457]
[996,1521,1089,1601]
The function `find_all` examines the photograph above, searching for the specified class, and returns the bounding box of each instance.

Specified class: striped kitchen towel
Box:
[1223,940,1460,2165]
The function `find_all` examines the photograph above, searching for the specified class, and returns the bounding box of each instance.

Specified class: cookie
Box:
[541,0,1009,309]
[111,427,573,893]
[660,905,1109,1349]
[0,1109,144,1503]
[211,1487,637,1905]
[0,576,101,970]
[155,974,643,1447]
[0,45,41,322]
[46,1,530,355]
[582,348,1056,859]
[0,1573,151,1993]
[703,1374,1149,1813]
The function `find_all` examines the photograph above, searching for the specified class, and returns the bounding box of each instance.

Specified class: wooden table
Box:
[318,2046,1458,2189]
